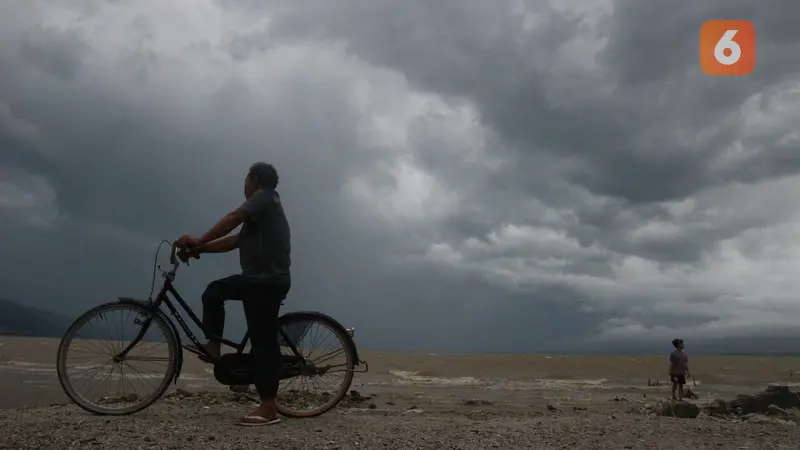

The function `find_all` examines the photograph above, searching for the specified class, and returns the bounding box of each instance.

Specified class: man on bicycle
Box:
[175,161,291,426]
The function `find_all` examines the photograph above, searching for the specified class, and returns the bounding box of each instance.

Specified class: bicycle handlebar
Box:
[168,242,181,268]
[168,241,198,271]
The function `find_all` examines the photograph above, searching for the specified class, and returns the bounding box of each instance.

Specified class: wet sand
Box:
[2,335,800,410]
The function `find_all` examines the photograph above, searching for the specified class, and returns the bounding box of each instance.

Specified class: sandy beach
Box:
[2,336,800,449]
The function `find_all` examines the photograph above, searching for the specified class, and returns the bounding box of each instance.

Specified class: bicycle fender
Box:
[117,297,184,384]
[281,311,362,365]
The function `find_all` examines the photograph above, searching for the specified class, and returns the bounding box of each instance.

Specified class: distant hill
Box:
[0,298,166,344]
[0,298,75,338]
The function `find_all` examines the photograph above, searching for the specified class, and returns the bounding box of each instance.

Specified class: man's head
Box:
[672,338,684,350]
[244,162,279,198]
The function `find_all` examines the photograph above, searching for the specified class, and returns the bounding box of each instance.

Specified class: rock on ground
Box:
[728,385,800,414]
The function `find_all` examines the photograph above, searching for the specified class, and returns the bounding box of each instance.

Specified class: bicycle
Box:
[55,240,368,416]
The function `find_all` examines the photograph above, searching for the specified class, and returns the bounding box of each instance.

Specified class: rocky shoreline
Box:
[626,384,800,426]
[2,385,800,449]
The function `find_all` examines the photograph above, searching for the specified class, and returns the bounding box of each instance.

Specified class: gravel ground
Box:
[1,392,799,450]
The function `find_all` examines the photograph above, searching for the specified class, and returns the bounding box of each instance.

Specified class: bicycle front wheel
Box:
[56,302,179,415]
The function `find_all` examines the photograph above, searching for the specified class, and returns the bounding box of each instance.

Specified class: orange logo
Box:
[699,20,755,76]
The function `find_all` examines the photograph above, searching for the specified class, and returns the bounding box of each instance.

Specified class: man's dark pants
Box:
[201,274,289,400]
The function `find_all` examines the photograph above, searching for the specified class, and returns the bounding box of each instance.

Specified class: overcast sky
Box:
[1,0,800,353]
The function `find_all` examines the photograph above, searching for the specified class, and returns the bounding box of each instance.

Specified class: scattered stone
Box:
[739,413,797,426]
[728,385,800,415]
[464,399,493,406]
[546,404,558,411]
[626,402,657,416]
[705,399,728,415]
[228,384,250,393]
[573,406,587,411]
[174,388,192,397]
[767,405,789,416]
[626,406,643,415]
[339,390,376,407]
[613,396,629,402]
[745,414,772,424]
[694,386,800,420]
[97,393,139,404]
[659,401,700,419]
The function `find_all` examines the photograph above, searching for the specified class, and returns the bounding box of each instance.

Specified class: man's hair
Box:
[672,338,683,349]
[247,162,279,190]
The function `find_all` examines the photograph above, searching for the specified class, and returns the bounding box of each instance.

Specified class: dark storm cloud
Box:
[259,0,800,272]
[260,0,800,204]
[2,0,800,352]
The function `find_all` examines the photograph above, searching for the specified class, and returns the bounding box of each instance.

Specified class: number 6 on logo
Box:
[714,30,741,65]
[700,20,755,76]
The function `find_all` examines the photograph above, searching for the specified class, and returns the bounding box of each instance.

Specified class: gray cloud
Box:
[1,0,800,353]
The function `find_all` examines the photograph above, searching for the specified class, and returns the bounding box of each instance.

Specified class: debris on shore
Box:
[626,384,800,425]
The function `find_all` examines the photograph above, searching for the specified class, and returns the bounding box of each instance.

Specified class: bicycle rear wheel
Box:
[56,302,179,415]
[276,312,357,418]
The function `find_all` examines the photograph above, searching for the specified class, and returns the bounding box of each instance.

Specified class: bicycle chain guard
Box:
[213,353,309,385]
[213,353,256,386]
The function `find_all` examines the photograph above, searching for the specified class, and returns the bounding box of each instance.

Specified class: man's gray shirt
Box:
[237,189,291,284]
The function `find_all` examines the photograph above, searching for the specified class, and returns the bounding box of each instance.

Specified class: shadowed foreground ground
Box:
[2,390,800,449]
[2,336,800,448]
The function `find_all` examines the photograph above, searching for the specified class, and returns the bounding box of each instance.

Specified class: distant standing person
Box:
[669,338,689,401]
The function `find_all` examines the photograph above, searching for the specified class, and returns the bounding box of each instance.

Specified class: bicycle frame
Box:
[116,272,304,364]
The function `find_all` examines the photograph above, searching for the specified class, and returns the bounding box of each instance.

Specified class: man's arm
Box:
[189,191,270,246]
[198,235,239,254]
[197,210,247,245]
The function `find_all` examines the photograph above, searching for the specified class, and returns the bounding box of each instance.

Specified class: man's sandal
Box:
[236,416,281,427]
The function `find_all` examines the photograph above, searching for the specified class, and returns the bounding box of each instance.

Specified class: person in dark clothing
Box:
[669,338,689,401]
[175,161,291,426]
